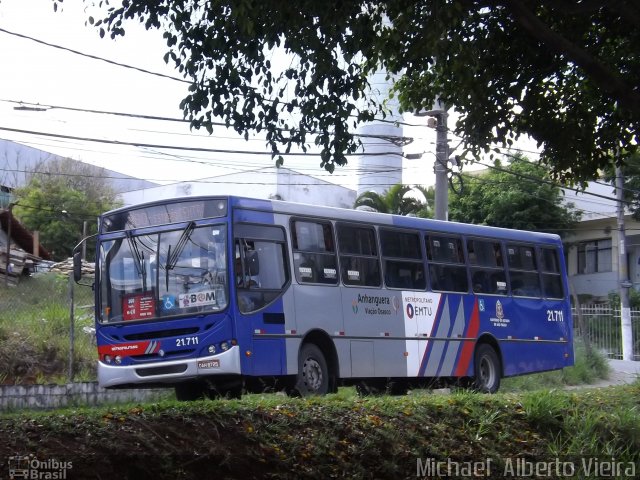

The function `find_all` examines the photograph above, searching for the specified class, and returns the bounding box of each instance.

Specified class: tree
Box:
[354,184,432,217]
[12,158,121,260]
[63,0,639,183]
[449,156,581,236]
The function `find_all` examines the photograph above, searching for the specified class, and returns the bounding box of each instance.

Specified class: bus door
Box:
[233,225,290,377]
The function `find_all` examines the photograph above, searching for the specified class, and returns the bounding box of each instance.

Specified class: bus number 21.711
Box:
[176,336,199,347]
[547,310,564,322]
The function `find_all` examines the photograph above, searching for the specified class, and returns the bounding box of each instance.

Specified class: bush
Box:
[607,289,640,308]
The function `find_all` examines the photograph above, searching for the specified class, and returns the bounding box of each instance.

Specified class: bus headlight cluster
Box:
[206,339,237,356]
[103,354,124,365]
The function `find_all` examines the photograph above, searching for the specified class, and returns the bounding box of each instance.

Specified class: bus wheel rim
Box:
[302,358,322,391]
[479,357,494,388]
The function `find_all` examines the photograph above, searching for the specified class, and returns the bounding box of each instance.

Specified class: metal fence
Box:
[0,272,95,383]
[574,304,640,361]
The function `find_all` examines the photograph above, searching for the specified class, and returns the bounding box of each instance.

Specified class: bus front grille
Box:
[130,349,196,362]
[136,364,188,377]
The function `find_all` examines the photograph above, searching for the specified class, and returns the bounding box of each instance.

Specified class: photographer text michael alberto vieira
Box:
[416,457,637,478]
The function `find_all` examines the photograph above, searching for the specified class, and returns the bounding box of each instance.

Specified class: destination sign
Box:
[102,199,228,232]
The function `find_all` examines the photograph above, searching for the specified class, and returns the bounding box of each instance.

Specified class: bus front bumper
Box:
[98,346,242,388]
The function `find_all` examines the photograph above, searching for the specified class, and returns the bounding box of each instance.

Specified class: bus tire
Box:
[295,343,329,396]
[473,344,501,393]
[175,381,205,401]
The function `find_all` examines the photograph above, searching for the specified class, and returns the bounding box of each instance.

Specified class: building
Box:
[120,166,356,209]
[0,139,157,208]
[562,182,639,301]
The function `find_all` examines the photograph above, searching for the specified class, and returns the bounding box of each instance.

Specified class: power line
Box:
[0,27,190,84]
[0,98,415,146]
[0,125,403,158]
[0,166,414,188]
[0,28,422,129]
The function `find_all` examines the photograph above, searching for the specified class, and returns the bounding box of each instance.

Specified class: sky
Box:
[0,0,540,195]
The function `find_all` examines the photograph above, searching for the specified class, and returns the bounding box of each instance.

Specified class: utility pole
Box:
[616,165,633,360]
[434,110,449,221]
[416,101,449,220]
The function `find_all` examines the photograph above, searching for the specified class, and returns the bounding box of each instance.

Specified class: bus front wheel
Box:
[294,343,329,396]
[473,344,501,393]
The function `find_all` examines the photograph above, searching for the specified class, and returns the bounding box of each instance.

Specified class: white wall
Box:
[276,169,356,209]
[120,167,356,209]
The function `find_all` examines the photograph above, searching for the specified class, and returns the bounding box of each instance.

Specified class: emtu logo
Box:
[406,303,415,319]
[352,299,358,314]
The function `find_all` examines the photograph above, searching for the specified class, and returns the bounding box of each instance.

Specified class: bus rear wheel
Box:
[473,344,501,393]
[294,343,329,396]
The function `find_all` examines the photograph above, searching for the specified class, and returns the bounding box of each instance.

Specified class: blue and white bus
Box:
[73,195,573,399]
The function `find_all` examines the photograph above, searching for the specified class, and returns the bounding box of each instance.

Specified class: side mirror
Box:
[73,250,83,283]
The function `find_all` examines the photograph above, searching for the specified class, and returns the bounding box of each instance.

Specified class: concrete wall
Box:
[0,383,168,411]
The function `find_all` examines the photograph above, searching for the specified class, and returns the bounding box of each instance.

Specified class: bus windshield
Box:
[98,224,228,323]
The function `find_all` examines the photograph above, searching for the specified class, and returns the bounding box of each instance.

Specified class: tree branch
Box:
[502,0,640,116]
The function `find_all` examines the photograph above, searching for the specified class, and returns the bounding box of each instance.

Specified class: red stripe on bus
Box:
[454,300,480,376]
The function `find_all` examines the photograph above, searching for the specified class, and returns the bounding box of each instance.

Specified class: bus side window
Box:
[337,224,381,287]
[507,244,541,297]
[468,239,507,295]
[380,228,426,290]
[426,234,468,293]
[234,233,288,313]
[291,220,338,285]
[540,247,564,299]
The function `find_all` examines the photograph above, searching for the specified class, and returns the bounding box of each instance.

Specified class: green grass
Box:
[0,382,638,479]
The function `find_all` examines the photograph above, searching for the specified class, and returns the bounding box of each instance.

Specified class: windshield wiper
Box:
[126,232,147,291]
[165,221,195,290]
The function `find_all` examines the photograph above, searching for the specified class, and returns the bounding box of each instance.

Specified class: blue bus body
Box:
[82,195,573,397]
